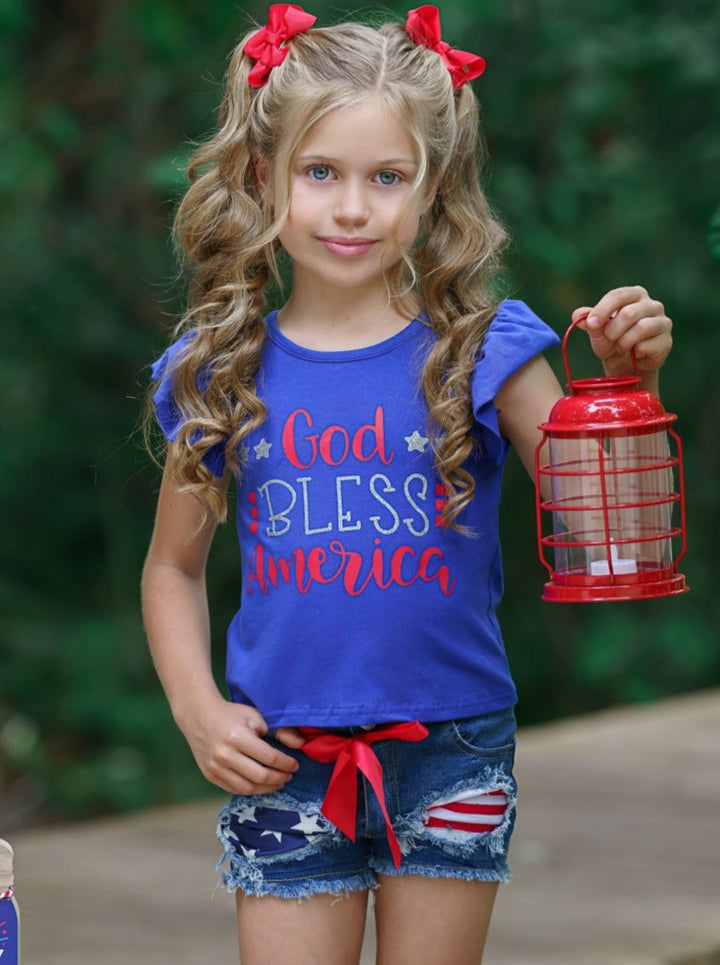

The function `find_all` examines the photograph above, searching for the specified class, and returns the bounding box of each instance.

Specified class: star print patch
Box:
[226,804,327,857]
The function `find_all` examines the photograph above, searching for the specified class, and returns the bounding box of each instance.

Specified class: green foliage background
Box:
[1,0,718,826]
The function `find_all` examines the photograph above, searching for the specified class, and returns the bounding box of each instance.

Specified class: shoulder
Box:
[150,329,198,384]
[472,300,560,405]
[467,301,560,465]
[483,300,560,363]
[149,328,226,477]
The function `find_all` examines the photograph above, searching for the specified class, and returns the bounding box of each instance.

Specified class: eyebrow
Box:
[297,155,419,167]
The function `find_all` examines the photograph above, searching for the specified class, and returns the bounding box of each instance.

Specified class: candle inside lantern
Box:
[589,542,638,577]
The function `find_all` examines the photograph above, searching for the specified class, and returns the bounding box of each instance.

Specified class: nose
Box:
[333,178,370,225]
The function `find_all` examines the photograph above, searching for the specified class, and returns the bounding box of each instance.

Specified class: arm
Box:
[141,459,304,796]
[495,354,562,481]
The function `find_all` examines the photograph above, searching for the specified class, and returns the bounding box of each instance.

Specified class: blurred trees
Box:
[1,0,718,825]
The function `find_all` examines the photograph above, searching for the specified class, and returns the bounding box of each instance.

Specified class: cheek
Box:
[285,184,317,223]
[393,207,423,247]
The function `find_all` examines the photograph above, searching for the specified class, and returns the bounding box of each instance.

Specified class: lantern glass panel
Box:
[548,429,676,576]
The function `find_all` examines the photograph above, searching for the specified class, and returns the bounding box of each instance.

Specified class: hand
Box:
[572,286,672,378]
[178,695,307,795]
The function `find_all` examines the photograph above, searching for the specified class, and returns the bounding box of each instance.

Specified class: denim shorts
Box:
[216,706,517,899]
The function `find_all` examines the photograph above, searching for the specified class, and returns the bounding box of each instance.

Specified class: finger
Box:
[239,707,270,737]
[202,730,299,791]
[601,300,667,346]
[614,305,670,349]
[208,748,297,791]
[237,729,301,775]
[237,753,298,787]
[571,306,593,326]
[628,330,673,370]
[236,781,292,795]
[582,305,668,360]
[585,285,649,328]
[275,727,308,749]
[577,321,621,361]
[209,766,291,796]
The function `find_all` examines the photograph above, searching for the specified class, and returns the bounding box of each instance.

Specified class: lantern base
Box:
[542,572,688,603]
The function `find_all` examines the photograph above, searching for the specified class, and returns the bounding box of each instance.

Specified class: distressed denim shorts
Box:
[216,706,517,900]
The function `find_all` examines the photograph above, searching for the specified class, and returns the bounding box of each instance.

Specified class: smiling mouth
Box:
[318,237,378,257]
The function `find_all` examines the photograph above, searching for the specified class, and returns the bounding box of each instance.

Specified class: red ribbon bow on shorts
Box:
[300,721,429,869]
[406,5,486,89]
[244,4,317,88]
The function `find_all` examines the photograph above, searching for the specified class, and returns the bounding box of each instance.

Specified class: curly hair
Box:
[153,15,507,529]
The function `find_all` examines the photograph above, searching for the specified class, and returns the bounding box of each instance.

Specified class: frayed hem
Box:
[369,859,511,885]
[220,868,377,900]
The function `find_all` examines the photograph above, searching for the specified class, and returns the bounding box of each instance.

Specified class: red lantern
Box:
[535,316,688,602]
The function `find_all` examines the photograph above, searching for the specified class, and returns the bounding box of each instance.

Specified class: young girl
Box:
[142,6,673,962]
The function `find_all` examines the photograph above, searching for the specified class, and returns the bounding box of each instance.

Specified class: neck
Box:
[278,285,420,352]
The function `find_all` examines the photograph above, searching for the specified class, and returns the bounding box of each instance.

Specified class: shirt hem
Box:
[251,691,518,730]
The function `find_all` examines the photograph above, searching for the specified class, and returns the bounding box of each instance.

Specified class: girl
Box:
[141,6,673,963]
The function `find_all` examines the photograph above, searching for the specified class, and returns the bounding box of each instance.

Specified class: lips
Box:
[318,236,378,257]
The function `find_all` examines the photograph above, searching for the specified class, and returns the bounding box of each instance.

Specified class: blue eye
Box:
[308,165,332,181]
[376,170,400,186]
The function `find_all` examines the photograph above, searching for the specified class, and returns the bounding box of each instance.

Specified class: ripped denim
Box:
[216,706,517,899]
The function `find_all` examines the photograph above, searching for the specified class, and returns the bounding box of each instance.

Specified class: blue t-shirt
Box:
[152,300,559,728]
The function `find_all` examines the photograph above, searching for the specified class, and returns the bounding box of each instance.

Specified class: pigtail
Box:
[418,87,508,530]
[158,36,281,526]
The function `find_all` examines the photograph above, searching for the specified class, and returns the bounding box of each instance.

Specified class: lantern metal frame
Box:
[535,317,688,603]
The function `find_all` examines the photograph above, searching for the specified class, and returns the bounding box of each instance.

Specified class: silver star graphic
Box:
[239,443,250,465]
[405,430,429,453]
[240,845,257,858]
[253,438,272,459]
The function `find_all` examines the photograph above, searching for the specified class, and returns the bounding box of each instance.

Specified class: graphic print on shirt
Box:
[242,403,458,600]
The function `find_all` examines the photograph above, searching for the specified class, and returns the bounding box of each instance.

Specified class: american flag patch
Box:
[423,787,508,834]
[226,803,326,858]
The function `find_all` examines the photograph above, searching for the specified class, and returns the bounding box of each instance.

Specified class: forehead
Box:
[295,98,419,165]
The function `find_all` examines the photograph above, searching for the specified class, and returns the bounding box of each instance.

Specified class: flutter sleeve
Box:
[150,330,226,478]
[471,299,561,462]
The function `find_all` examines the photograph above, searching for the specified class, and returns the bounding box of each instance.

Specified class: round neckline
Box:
[265,310,426,362]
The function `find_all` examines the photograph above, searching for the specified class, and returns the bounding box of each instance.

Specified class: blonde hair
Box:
[155,15,507,529]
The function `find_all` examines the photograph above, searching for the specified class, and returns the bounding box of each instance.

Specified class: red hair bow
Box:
[406,5,486,89]
[244,4,317,88]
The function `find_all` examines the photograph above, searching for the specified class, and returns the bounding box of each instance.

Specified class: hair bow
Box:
[244,4,317,88]
[406,6,485,89]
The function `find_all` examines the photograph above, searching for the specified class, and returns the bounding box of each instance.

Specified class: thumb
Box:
[242,707,269,737]
[572,307,612,362]
[275,727,308,749]
[571,307,600,331]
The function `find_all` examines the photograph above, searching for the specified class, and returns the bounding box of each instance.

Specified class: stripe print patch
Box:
[423,787,508,834]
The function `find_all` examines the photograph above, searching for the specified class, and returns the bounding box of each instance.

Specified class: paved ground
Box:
[8,689,720,964]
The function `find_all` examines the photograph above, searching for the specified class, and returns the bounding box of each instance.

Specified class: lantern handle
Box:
[562,313,639,387]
